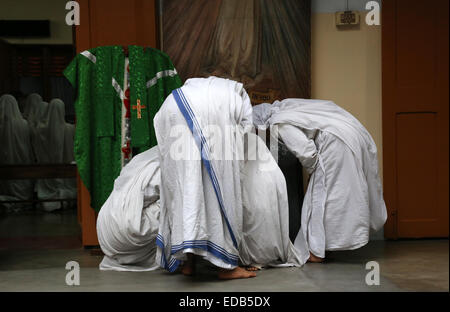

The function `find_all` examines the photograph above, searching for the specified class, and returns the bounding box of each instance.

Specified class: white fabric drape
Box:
[239,132,309,267]
[252,99,387,258]
[0,94,34,204]
[97,147,161,271]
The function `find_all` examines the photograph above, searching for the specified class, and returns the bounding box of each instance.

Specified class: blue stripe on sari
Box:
[155,88,241,271]
[172,88,238,249]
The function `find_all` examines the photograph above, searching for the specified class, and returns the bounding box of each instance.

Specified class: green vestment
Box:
[64,45,182,212]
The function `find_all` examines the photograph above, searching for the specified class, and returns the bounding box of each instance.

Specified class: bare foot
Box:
[181,263,194,276]
[218,267,257,280]
[181,253,195,276]
[308,252,325,263]
[245,266,260,271]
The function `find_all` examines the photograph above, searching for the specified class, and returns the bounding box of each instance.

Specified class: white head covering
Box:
[251,103,275,129]
[28,100,48,128]
[46,99,66,162]
[34,98,67,163]
[183,76,254,129]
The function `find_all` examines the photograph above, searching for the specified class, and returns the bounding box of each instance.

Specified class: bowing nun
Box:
[252,99,387,262]
[96,136,311,272]
[153,76,257,279]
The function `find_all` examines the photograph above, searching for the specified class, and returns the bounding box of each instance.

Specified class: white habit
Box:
[34,99,76,211]
[240,132,310,267]
[97,147,161,271]
[253,99,387,258]
[23,93,43,121]
[153,77,253,271]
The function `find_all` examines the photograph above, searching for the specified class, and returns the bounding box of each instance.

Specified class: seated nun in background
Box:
[28,100,49,162]
[96,137,309,273]
[0,95,34,210]
[252,99,387,262]
[34,98,76,212]
[97,77,309,276]
[23,93,43,121]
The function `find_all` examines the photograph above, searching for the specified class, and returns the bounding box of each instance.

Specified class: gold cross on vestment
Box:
[132,99,146,119]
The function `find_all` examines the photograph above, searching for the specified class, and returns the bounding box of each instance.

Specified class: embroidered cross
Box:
[132,99,146,119]
[121,141,132,160]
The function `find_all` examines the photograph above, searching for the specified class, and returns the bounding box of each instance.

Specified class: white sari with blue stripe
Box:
[154,77,253,271]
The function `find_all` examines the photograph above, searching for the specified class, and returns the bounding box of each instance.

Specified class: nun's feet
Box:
[308,252,325,263]
[181,254,195,276]
[245,266,260,271]
[218,267,257,280]
[181,264,194,276]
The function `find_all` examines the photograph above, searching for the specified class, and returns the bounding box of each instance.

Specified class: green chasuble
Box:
[64,46,182,212]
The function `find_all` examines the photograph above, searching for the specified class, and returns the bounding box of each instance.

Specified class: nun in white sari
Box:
[239,132,310,268]
[97,146,161,271]
[96,137,309,272]
[153,77,253,277]
[34,99,76,211]
[252,99,387,261]
[96,77,310,274]
[23,93,43,121]
[29,100,48,162]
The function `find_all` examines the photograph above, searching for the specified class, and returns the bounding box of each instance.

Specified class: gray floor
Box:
[0,210,448,292]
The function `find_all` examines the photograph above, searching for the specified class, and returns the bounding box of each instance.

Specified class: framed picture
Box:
[158,0,311,104]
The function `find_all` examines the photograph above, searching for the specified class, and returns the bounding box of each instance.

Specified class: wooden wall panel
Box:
[0,40,12,94]
[396,113,440,237]
[74,0,157,246]
[88,0,156,47]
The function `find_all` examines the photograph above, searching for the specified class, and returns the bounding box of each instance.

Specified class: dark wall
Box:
[0,39,12,95]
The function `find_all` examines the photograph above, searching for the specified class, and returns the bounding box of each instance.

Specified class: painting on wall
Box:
[160,0,311,104]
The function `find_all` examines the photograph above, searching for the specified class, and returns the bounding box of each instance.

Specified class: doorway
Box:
[382,0,449,238]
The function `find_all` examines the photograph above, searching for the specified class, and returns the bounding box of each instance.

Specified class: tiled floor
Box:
[0,210,448,292]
